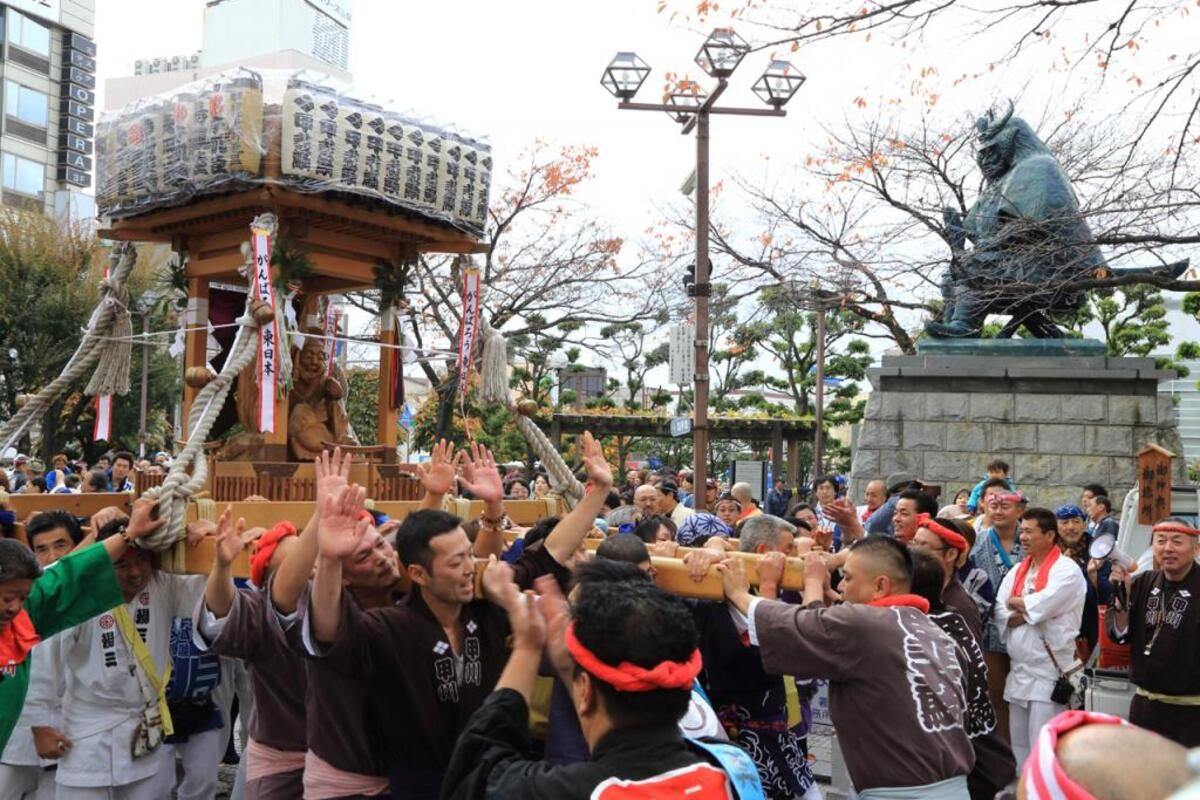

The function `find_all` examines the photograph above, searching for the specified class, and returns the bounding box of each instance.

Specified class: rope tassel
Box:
[0,242,138,455]
[143,213,283,551]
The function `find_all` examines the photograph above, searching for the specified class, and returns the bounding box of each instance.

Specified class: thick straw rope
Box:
[479,317,583,509]
[142,214,284,551]
[0,243,137,455]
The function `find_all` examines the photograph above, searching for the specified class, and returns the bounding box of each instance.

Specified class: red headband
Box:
[1024,710,1129,799]
[915,513,968,553]
[250,521,298,587]
[565,622,701,692]
[1152,520,1200,537]
[988,492,1024,505]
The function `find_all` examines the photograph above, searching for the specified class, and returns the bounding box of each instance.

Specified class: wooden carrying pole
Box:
[171,541,807,601]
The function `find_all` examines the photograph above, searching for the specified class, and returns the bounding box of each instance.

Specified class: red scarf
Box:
[869,594,930,614]
[1011,546,1061,597]
[0,610,40,669]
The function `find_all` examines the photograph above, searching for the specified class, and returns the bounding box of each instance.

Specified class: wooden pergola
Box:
[100,119,486,460]
[540,413,815,488]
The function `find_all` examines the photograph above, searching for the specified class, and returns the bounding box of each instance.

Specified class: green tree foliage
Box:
[345,368,380,446]
[0,211,180,461]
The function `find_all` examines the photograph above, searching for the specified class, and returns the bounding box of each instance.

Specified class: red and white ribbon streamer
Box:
[94,262,113,442]
[456,268,481,394]
[93,394,113,441]
[323,298,342,379]
[250,227,279,433]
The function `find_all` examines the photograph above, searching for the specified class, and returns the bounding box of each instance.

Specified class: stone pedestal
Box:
[850,351,1187,509]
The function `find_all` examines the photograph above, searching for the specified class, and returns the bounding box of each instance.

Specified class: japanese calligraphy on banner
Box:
[97,69,264,218]
[1137,444,1174,525]
[457,269,482,394]
[280,77,493,237]
[322,297,343,379]
[250,227,279,433]
[95,71,493,238]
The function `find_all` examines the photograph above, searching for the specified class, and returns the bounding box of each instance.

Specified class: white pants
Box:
[168,727,225,800]
[0,764,56,800]
[53,776,159,800]
[1009,698,1063,772]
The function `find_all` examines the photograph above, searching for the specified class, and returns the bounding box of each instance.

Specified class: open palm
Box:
[215,506,248,567]
[580,431,613,488]
[318,484,368,560]
[417,439,457,496]
[459,443,504,504]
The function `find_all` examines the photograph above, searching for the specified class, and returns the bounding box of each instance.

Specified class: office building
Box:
[0,0,96,220]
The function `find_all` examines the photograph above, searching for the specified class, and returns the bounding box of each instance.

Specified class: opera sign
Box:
[58,31,95,187]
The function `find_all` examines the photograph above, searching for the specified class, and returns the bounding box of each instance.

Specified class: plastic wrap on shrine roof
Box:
[96,69,493,238]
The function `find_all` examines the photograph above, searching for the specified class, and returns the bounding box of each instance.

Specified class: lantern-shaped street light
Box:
[664,80,708,123]
[602,29,804,510]
[752,60,806,108]
[694,28,750,78]
[601,52,651,100]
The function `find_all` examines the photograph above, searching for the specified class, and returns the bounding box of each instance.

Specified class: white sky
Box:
[93,0,1200,372]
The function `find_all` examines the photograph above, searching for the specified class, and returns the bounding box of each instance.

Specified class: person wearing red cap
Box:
[1108,517,1200,746]
[993,507,1087,772]
[440,570,761,799]
[911,514,983,645]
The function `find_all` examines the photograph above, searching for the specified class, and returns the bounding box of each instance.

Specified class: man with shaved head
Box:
[1016,710,1192,800]
[720,537,974,798]
[633,484,659,519]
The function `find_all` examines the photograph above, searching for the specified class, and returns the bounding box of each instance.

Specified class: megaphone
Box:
[1089,532,1136,609]
[1088,533,1135,570]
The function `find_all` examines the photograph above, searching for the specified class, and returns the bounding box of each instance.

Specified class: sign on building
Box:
[668,323,695,386]
[58,31,96,188]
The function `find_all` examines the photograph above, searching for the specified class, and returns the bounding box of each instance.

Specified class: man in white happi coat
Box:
[993,506,1086,772]
[31,514,205,799]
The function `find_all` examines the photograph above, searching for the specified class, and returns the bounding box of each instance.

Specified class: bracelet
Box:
[479,513,506,529]
[117,525,134,545]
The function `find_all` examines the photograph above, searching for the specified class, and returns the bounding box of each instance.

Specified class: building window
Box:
[7,10,50,57]
[2,152,44,197]
[4,81,47,128]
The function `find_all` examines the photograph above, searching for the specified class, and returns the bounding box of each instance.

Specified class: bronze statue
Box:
[929,102,1105,338]
[287,333,357,461]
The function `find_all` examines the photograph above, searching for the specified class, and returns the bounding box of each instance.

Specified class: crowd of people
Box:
[0,451,170,498]
[0,446,1197,799]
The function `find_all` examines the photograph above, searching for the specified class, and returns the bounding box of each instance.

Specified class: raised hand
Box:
[417,439,457,496]
[481,555,517,608]
[214,506,248,567]
[715,556,751,605]
[804,551,830,586]
[535,574,572,681]
[459,442,504,505]
[579,431,613,489]
[508,590,547,652]
[89,506,126,537]
[317,484,368,560]
[757,551,786,590]
[316,446,351,506]
[125,497,165,543]
[682,549,719,583]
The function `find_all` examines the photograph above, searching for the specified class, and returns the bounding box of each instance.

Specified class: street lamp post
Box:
[603,32,804,510]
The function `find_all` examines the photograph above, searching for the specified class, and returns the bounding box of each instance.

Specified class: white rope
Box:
[140,214,282,552]
[84,321,459,356]
[0,243,138,455]
[478,317,583,508]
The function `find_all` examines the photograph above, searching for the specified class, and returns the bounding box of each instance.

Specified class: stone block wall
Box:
[849,354,1187,510]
